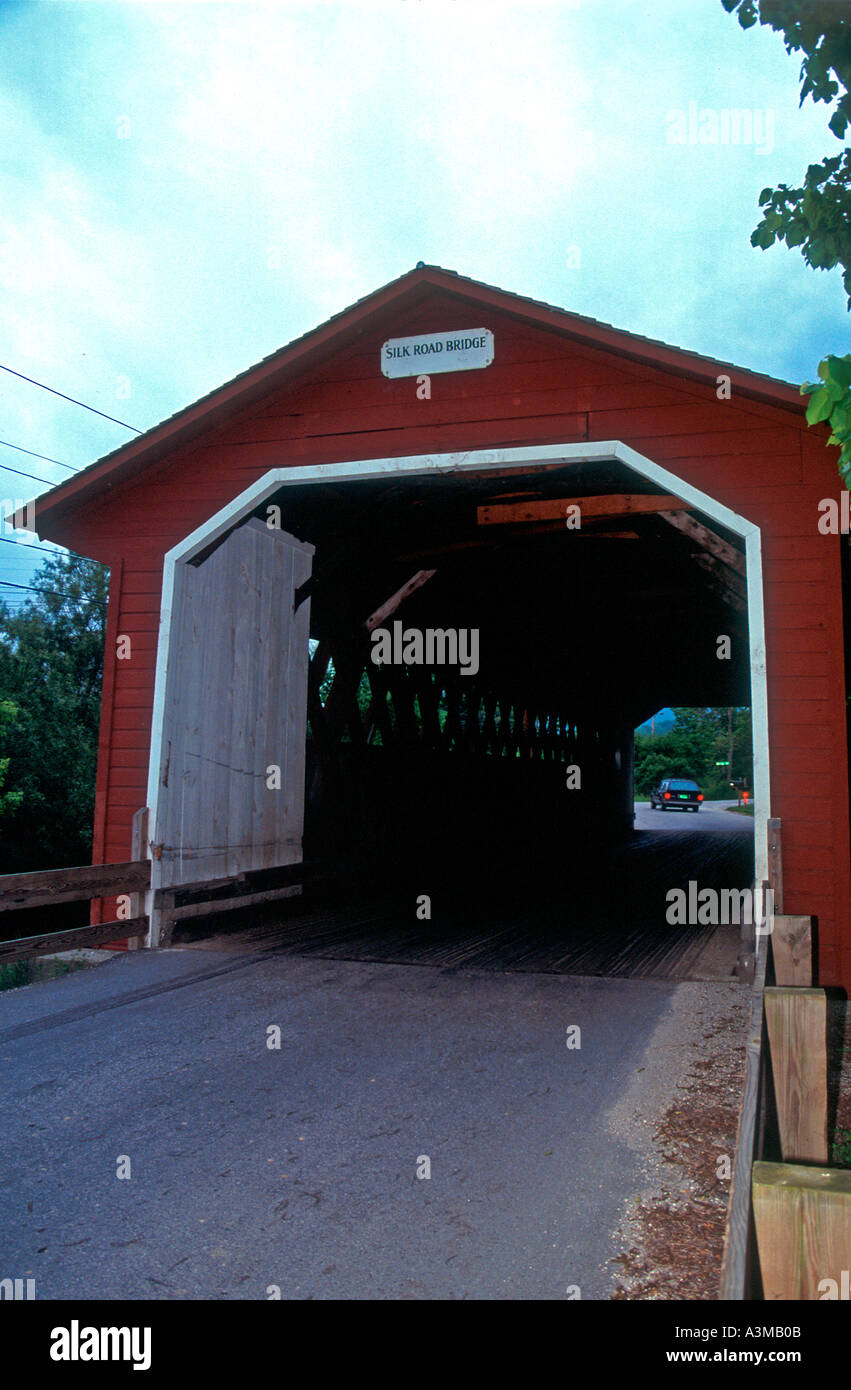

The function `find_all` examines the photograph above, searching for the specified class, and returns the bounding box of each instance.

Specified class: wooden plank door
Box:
[152,517,314,892]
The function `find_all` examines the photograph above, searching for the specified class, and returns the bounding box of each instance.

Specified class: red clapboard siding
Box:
[120,571,164,595]
[770,701,833,724]
[783,846,835,874]
[766,724,837,750]
[770,746,837,773]
[110,749,150,770]
[769,653,833,679]
[763,536,833,561]
[770,629,832,655]
[784,820,835,847]
[771,677,832,702]
[769,609,830,632]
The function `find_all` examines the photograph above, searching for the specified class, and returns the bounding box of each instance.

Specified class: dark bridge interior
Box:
[203,458,756,976]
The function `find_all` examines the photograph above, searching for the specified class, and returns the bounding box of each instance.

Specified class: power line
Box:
[0,535,92,561]
[0,362,141,432]
[0,536,53,554]
[0,438,80,472]
[0,579,107,608]
[0,462,56,487]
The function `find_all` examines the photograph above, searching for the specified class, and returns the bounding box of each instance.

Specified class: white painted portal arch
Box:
[145,441,769,942]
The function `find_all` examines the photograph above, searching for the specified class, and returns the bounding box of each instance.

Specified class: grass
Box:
[832,1128,851,1170]
[725,804,754,816]
[0,955,92,993]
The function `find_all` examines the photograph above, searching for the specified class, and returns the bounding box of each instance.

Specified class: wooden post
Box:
[771,915,813,987]
[767,817,783,914]
[764,986,828,1164]
[127,807,150,950]
[157,890,176,949]
[753,1162,851,1300]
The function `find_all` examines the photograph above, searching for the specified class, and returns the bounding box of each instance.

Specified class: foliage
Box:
[800,352,851,484]
[833,1127,851,1169]
[722,1,850,138]
[0,699,23,822]
[634,706,753,799]
[0,954,92,993]
[721,0,851,482]
[0,553,108,871]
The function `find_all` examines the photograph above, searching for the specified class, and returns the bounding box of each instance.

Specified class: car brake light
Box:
[664,792,671,799]
[697,794,704,801]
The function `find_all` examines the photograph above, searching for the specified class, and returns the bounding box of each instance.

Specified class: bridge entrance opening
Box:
[152,445,759,978]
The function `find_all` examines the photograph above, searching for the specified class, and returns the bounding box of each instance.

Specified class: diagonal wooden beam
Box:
[657,509,746,575]
[691,554,747,613]
[691,551,747,599]
[364,569,437,632]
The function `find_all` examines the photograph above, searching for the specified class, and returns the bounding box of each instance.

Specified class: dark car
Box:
[649,777,704,811]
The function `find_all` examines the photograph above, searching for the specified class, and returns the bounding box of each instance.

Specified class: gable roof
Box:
[33,263,805,534]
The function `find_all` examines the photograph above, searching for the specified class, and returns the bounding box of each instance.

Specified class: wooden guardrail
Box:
[722,818,850,1300]
[0,859,150,963]
[153,858,325,946]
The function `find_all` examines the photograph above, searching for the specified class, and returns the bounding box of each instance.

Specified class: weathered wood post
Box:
[127,806,149,951]
[753,1163,851,1299]
[764,986,829,1164]
[770,914,813,987]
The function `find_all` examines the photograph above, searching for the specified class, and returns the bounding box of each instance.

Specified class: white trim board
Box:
[144,440,769,938]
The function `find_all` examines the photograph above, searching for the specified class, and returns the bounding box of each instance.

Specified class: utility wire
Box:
[0,535,92,561]
[0,438,80,472]
[0,579,106,607]
[0,462,56,487]
[0,362,141,432]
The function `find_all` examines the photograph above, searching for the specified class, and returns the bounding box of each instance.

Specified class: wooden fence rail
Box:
[0,854,151,963]
[0,860,149,911]
[0,916,149,965]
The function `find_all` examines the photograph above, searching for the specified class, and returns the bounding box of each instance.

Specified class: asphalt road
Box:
[633,798,754,834]
[0,941,744,1301]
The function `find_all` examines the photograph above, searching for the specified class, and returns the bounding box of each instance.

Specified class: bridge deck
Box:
[175,816,754,982]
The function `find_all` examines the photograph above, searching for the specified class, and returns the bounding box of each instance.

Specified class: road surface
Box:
[0,803,752,1300]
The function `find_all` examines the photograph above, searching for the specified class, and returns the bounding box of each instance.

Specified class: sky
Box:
[0,0,848,604]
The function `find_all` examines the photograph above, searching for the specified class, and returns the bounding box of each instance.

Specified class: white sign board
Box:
[381,328,494,379]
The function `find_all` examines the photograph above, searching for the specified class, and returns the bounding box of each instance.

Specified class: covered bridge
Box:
[31,266,851,990]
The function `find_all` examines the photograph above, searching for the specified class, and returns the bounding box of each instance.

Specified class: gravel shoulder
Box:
[605,976,750,1299]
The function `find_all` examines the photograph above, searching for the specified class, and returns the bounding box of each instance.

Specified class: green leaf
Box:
[751,225,776,249]
[827,356,851,390]
[830,406,851,436]
[806,386,833,424]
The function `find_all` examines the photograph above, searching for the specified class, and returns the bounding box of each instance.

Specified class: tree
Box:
[0,553,108,871]
[634,707,752,798]
[721,0,851,482]
[0,699,23,822]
